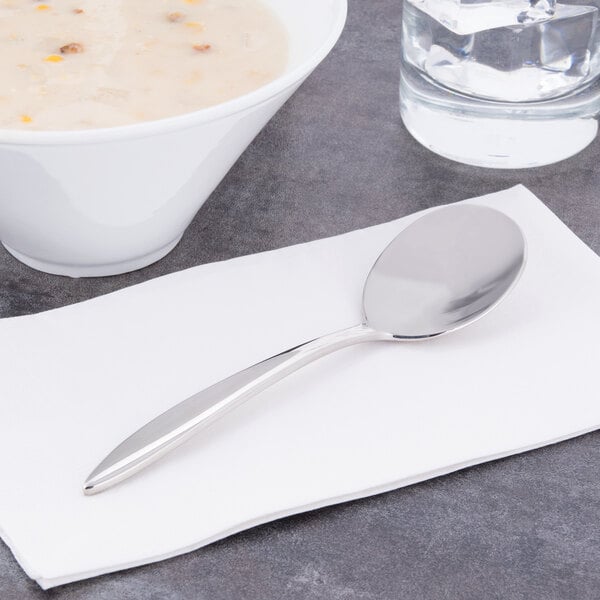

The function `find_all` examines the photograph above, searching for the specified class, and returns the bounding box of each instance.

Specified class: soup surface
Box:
[0,0,288,130]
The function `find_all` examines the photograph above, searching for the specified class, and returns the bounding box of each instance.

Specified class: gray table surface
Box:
[2,2,600,598]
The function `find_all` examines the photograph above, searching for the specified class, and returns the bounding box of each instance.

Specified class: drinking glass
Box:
[400,0,600,168]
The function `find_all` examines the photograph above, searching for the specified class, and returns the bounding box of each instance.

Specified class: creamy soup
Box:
[0,0,288,130]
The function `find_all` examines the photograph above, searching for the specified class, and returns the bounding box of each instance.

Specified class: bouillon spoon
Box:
[84,204,526,495]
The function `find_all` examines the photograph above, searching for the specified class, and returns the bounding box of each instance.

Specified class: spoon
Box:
[84,204,526,495]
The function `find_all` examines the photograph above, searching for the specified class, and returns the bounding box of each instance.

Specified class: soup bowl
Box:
[0,0,347,277]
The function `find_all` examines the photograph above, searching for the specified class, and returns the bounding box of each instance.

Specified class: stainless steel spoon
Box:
[84,204,526,495]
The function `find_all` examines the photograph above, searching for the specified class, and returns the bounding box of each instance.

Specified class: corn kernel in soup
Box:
[0,0,288,130]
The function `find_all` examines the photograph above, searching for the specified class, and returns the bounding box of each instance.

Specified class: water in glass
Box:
[400,0,600,167]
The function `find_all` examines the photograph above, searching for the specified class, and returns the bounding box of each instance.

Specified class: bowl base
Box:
[2,235,183,278]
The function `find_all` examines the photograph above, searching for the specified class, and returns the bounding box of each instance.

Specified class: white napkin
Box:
[0,185,599,589]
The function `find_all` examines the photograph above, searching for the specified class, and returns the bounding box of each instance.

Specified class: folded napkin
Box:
[0,185,599,589]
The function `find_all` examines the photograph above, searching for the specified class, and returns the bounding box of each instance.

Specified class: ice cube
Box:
[403,2,600,102]
[407,0,556,35]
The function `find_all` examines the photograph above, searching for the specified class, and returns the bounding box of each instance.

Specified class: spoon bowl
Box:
[84,204,526,495]
[363,204,526,338]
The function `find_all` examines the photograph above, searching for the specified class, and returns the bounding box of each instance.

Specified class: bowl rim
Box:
[0,0,348,146]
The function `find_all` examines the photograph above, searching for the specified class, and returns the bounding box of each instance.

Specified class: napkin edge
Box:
[36,422,600,590]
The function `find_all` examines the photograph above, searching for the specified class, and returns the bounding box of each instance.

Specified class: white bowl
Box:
[0,0,347,277]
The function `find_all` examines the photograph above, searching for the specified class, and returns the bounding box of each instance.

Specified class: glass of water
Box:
[400,0,600,168]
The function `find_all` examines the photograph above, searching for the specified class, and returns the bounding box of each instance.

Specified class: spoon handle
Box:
[84,323,389,495]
